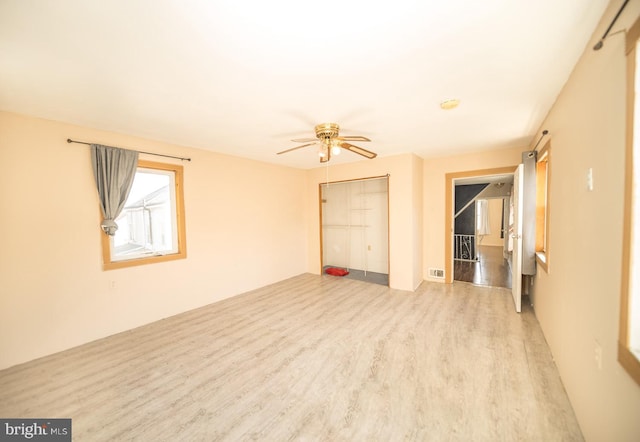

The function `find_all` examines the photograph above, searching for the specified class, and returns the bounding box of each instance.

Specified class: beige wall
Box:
[422,146,523,281]
[306,154,423,291]
[412,154,424,289]
[0,112,308,370]
[528,1,640,439]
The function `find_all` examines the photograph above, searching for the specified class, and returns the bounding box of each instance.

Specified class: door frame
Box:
[445,166,517,284]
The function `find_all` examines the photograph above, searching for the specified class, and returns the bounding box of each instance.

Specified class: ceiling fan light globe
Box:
[331,146,341,155]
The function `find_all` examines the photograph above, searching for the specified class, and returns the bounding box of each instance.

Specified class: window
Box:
[535,141,550,271]
[101,160,186,270]
[476,199,490,236]
[619,17,640,386]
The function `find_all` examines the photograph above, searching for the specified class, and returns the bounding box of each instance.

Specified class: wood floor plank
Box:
[0,274,582,441]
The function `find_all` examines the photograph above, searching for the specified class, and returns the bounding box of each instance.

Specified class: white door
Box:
[511,164,524,313]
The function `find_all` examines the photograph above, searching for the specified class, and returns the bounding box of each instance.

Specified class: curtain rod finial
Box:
[67,138,72,143]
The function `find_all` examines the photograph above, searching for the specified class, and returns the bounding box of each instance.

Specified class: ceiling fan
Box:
[277,122,376,163]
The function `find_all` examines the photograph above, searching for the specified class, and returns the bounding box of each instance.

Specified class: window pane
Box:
[632,163,640,357]
[630,48,640,356]
[476,199,490,235]
[535,144,550,270]
[536,158,548,252]
[110,168,178,261]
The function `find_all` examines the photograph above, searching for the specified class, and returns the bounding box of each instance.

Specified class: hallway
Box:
[454,245,512,289]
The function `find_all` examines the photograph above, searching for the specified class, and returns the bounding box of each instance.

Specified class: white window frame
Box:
[619,16,640,386]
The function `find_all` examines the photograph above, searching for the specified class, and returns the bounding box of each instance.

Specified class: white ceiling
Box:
[0,0,609,169]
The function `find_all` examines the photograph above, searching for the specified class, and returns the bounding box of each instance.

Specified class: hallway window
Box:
[476,199,491,236]
[619,16,640,386]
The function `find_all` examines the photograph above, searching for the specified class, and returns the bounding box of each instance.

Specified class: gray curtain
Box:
[90,144,139,236]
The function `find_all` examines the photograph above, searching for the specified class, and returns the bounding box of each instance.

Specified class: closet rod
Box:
[67,138,192,162]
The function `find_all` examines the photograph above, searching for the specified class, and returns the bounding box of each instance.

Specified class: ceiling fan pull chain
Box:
[326,160,330,186]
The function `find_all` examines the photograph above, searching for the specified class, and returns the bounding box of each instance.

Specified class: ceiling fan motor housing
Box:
[315,123,340,141]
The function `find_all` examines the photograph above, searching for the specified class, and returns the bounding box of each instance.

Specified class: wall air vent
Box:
[429,268,445,279]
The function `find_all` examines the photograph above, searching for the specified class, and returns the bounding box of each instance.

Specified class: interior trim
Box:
[444,166,518,284]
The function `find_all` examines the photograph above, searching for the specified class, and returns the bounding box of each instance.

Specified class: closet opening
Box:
[320,176,389,286]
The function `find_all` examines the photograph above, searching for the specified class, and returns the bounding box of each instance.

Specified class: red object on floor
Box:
[325,267,349,276]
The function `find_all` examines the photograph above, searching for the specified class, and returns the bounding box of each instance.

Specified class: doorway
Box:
[445,167,517,287]
[454,196,512,288]
[320,176,389,286]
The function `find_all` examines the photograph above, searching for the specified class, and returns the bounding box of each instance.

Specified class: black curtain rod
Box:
[67,138,191,162]
[593,0,630,50]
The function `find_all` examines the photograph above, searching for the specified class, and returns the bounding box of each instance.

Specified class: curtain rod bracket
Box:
[530,130,549,156]
[593,0,629,51]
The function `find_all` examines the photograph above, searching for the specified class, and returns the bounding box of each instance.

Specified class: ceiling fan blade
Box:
[340,142,377,159]
[277,142,316,155]
[336,135,371,142]
[291,137,318,143]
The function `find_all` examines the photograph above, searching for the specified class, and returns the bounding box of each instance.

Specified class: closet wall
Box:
[321,177,388,274]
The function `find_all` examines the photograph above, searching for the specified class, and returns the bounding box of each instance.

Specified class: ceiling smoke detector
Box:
[440,99,460,110]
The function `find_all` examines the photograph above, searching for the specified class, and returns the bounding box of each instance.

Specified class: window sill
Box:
[103,251,186,270]
[536,251,549,273]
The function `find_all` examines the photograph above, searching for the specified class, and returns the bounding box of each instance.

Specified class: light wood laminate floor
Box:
[0,274,581,441]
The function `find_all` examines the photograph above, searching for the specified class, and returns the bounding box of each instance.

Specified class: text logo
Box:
[0,419,71,441]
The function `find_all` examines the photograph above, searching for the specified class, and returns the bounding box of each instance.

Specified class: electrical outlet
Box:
[594,341,602,370]
[109,280,116,290]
